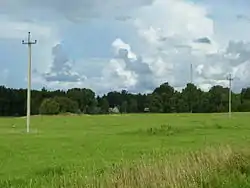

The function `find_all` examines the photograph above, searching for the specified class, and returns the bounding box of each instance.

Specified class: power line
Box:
[227,73,233,118]
[22,32,37,133]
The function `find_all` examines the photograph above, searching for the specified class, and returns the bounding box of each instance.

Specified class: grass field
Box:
[0,113,250,187]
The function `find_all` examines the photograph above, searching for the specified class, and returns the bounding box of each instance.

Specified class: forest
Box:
[0,82,250,116]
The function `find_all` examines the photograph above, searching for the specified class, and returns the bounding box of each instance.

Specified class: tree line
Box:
[0,82,250,116]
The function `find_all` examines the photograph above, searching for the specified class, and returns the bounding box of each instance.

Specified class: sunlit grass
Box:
[0,113,250,187]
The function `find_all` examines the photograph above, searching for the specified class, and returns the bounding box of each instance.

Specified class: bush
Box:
[238,101,250,112]
[54,96,79,113]
[39,98,60,115]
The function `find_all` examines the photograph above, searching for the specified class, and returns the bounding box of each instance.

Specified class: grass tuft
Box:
[89,146,250,188]
[146,124,177,136]
[1,146,250,187]
[35,166,65,177]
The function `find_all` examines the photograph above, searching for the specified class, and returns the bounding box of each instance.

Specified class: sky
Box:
[1,0,250,95]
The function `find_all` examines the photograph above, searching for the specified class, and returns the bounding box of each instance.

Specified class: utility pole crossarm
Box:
[22,41,37,45]
[22,32,37,44]
[22,32,37,133]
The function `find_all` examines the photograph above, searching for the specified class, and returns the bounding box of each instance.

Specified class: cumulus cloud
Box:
[133,0,214,44]
[2,0,250,94]
[123,0,215,88]
[33,0,250,94]
[90,0,250,93]
[0,14,60,85]
[41,44,86,82]
[107,38,156,92]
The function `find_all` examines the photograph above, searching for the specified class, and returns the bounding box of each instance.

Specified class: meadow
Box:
[0,113,250,187]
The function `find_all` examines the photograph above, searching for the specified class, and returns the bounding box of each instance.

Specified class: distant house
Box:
[109,106,120,114]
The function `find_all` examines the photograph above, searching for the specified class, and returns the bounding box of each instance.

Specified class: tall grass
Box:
[90,145,250,188]
[1,145,249,188]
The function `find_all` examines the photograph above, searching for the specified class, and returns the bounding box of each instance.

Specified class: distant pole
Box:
[227,73,233,118]
[22,32,37,133]
[190,63,193,113]
[190,63,193,84]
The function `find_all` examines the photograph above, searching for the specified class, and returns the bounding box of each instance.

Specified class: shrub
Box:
[54,96,79,113]
[39,98,60,115]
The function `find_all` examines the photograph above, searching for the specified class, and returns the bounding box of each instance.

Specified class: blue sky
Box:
[1,0,250,94]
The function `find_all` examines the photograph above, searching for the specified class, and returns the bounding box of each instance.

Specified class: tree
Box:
[106,91,122,107]
[241,88,250,102]
[121,101,128,113]
[67,88,96,113]
[152,83,175,113]
[149,94,163,113]
[0,82,248,116]
[86,99,99,114]
[128,98,138,113]
[100,98,109,114]
[54,96,79,113]
[208,86,228,112]
[39,98,60,115]
[238,101,250,112]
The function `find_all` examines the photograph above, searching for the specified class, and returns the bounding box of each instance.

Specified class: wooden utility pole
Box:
[227,73,233,118]
[22,32,37,133]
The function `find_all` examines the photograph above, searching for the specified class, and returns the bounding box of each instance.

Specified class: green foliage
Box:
[67,88,96,113]
[121,101,128,113]
[0,82,250,116]
[149,94,163,112]
[128,98,138,113]
[39,98,60,115]
[238,100,250,112]
[87,106,101,114]
[54,96,79,113]
[100,98,110,114]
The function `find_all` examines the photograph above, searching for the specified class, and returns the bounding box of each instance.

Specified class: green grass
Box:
[0,113,250,187]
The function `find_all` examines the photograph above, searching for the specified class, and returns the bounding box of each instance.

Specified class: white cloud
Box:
[104,0,250,92]
[41,44,86,82]
[112,38,137,60]
[2,0,250,94]
[0,15,61,79]
[133,0,214,45]
[117,0,220,90]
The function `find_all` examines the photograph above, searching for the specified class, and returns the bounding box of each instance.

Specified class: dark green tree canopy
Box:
[39,98,60,115]
[0,82,249,116]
